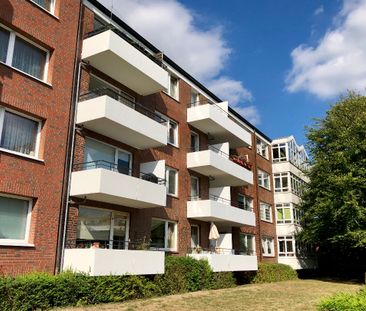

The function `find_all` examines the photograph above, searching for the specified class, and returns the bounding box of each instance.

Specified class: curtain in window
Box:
[32,0,52,11]
[0,27,10,63]
[12,37,46,79]
[0,197,29,240]
[0,111,38,156]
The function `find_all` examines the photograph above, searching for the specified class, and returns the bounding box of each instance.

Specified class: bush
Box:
[318,287,366,311]
[251,263,298,284]
[209,272,236,289]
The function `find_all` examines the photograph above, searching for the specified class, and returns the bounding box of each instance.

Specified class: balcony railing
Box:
[189,145,252,170]
[188,194,253,212]
[187,247,255,256]
[73,160,166,185]
[85,24,165,68]
[65,238,165,250]
[79,87,166,124]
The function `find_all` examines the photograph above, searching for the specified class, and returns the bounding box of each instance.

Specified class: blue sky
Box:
[99,0,366,146]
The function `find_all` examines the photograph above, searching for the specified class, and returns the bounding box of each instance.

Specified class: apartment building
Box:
[60,0,277,276]
[272,136,316,269]
[0,0,81,274]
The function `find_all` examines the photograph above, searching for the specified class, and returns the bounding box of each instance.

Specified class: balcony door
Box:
[190,176,199,200]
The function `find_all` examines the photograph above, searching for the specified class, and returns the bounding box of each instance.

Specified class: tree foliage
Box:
[298,93,366,270]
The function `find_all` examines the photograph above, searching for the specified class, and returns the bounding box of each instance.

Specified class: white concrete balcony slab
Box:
[63,248,165,275]
[70,164,166,208]
[278,257,317,270]
[82,28,168,95]
[187,147,253,187]
[187,198,255,227]
[189,253,258,272]
[77,92,167,149]
[187,102,251,147]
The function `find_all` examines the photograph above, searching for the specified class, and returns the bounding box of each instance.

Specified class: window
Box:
[276,203,292,224]
[261,236,274,256]
[0,108,41,158]
[168,74,179,100]
[293,206,302,225]
[256,138,268,158]
[157,113,179,146]
[190,176,199,200]
[272,143,287,162]
[237,194,253,211]
[77,207,129,249]
[191,225,199,248]
[274,172,289,192]
[190,131,199,152]
[0,24,49,81]
[150,219,177,251]
[260,202,272,222]
[0,195,32,244]
[93,16,106,31]
[84,138,132,175]
[166,167,178,196]
[290,173,304,196]
[191,89,200,106]
[31,0,55,14]
[240,233,255,255]
[258,170,270,190]
[278,236,295,257]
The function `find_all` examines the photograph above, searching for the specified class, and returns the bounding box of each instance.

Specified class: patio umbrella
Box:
[209,222,220,240]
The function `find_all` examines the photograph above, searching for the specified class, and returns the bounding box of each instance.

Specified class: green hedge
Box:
[251,263,298,284]
[318,287,366,311]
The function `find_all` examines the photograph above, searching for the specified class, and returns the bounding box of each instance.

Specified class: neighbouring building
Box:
[272,136,317,269]
[0,0,81,275]
[0,0,278,276]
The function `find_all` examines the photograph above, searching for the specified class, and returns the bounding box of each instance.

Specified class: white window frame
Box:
[0,23,50,83]
[78,205,130,249]
[278,236,295,257]
[261,236,274,257]
[167,73,179,100]
[0,106,42,160]
[239,233,256,255]
[272,143,287,162]
[276,203,292,224]
[238,194,253,211]
[274,172,289,193]
[0,194,33,247]
[190,224,200,248]
[151,218,178,251]
[258,169,271,190]
[165,166,178,196]
[256,138,269,159]
[190,89,200,106]
[30,0,56,15]
[260,202,272,222]
[156,112,179,147]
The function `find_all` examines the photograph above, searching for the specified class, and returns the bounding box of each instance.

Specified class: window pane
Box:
[167,222,176,249]
[0,27,10,63]
[277,208,284,221]
[93,16,106,31]
[0,111,38,156]
[12,36,46,80]
[112,213,128,249]
[32,0,52,11]
[0,197,29,240]
[117,151,130,175]
[168,169,177,195]
[284,208,291,220]
[191,226,199,247]
[279,240,285,253]
[77,207,111,241]
[84,139,115,167]
[286,240,293,253]
[190,177,199,198]
[168,121,177,145]
[151,219,165,248]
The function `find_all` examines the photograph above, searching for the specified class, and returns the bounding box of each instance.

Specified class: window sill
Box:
[162,91,180,103]
[167,142,179,149]
[0,241,35,248]
[28,0,59,21]
[260,219,273,224]
[167,194,179,199]
[263,254,275,258]
[0,62,52,88]
[0,148,44,163]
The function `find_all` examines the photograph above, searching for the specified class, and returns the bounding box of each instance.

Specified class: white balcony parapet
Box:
[189,253,258,272]
[70,162,166,208]
[82,27,168,96]
[77,92,167,149]
[187,196,255,227]
[187,101,252,147]
[187,146,253,187]
[278,257,317,270]
[63,248,165,275]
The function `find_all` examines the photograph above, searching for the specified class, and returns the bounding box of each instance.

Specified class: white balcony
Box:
[187,199,255,227]
[82,29,168,95]
[187,148,253,187]
[187,102,251,147]
[189,253,257,272]
[63,248,165,275]
[70,167,166,208]
[278,257,317,270]
[76,94,167,149]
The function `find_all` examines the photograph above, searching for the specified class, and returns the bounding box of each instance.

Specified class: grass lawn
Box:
[59,279,362,311]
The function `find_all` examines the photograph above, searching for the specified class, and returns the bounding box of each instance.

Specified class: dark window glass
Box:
[0,27,10,63]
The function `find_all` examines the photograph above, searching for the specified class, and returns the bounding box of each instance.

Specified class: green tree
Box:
[298,93,366,274]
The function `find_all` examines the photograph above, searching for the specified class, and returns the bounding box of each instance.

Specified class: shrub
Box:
[318,287,366,311]
[251,263,298,284]
[209,272,236,289]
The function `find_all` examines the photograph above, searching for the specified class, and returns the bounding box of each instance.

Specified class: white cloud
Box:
[286,0,366,99]
[314,5,324,16]
[98,0,258,123]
